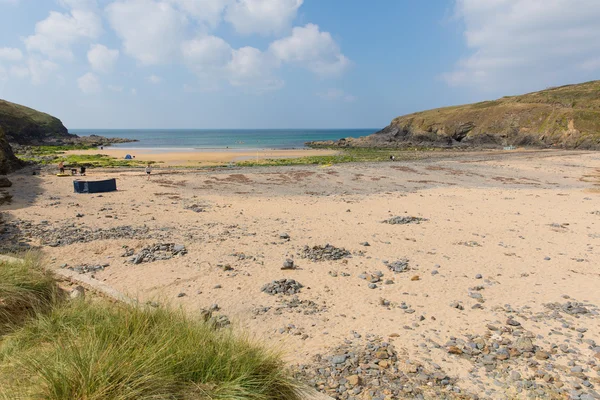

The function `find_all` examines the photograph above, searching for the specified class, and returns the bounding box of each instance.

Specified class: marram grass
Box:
[0,258,304,400]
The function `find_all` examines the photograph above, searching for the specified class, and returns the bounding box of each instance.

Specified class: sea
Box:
[69,129,378,150]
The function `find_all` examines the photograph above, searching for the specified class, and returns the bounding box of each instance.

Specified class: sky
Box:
[0,0,599,129]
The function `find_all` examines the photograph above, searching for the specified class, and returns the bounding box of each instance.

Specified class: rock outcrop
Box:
[0,126,22,175]
[308,80,600,149]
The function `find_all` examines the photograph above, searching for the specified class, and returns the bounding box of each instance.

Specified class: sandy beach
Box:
[65,147,340,166]
[3,149,600,399]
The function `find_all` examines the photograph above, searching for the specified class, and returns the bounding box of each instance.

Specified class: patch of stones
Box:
[294,335,466,400]
[253,295,327,316]
[382,216,427,225]
[0,219,159,249]
[127,243,187,264]
[184,203,209,213]
[301,244,351,261]
[457,241,482,247]
[358,271,391,289]
[384,259,409,273]
[278,324,309,340]
[261,279,303,295]
[443,306,600,400]
[199,306,231,329]
[66,263,109,274]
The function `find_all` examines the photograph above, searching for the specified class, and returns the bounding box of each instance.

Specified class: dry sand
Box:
[65,147,339,166]
[3,149,600,398]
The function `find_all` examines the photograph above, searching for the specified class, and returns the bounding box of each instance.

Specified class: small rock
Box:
[282,258,295,270]
[69,285,85,300]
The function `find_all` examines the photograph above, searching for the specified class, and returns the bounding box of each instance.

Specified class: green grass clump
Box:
[24,144,97,156]
[237,147,436,167]
[0,259,302,400]
[0,255,59,336]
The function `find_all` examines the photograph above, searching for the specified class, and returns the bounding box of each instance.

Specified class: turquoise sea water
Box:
[69,129,378,150]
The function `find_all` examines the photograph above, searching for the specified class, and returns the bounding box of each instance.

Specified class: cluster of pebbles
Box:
[295,335,463,400]
[66,263,109,274]
[384,259,410,273]
[261,279,303,295]
[253,295,327,316]
[126,243,187,264]
[301,244,351,261]
[0,219,156,248]
[440,298,600,400]
[382,216,428,225]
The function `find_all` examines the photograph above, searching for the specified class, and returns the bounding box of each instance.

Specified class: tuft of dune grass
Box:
[0,257,303,400]
[0,254,59,336]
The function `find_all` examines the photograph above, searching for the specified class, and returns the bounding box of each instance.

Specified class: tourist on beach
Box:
[145,163,152,180]
[58,161,65,174]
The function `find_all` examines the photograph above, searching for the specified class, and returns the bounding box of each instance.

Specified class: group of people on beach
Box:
[57,161,152,179]
[57,161,86,176]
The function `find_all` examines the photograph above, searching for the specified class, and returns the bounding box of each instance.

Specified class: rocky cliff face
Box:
[0,99,73,145]
[309,81,600,149]
[0,126,22,175]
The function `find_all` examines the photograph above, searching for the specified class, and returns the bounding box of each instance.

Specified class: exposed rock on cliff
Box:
[0,126,22,175]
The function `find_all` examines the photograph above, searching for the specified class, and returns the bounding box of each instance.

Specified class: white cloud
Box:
[24,8,102,59]
[225,0,302,36]
[131,88,137,95]
[182,34,232,76]
[108,84,124,92]
[58,0,97,9]
[147,74,162,83]
[317,88,356,102]
[182,35,280,91]
[87,44,119,73]
[168,0,231,28]
[77,72,101,93]
[106,0,188,65]
[228,46,282,90]
[269,23,350,76]
[27,57,59,84]
[443,0,600,90]
[0,47,23,61]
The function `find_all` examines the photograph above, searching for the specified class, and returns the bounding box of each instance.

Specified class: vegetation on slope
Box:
[0,99,71,145]
[0,257,303,400]
[310,80,600,149]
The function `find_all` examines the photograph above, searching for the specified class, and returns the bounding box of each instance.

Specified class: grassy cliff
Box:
[312,80,600,149]
[0,99,72,145]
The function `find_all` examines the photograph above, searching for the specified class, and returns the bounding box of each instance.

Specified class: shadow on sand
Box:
[0,165,45,255]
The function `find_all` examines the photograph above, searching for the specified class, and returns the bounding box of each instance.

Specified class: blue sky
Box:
[0,0,599,129]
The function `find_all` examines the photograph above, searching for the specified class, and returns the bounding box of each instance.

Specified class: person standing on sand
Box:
[58,161,65,174]
[145,163,152,180]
